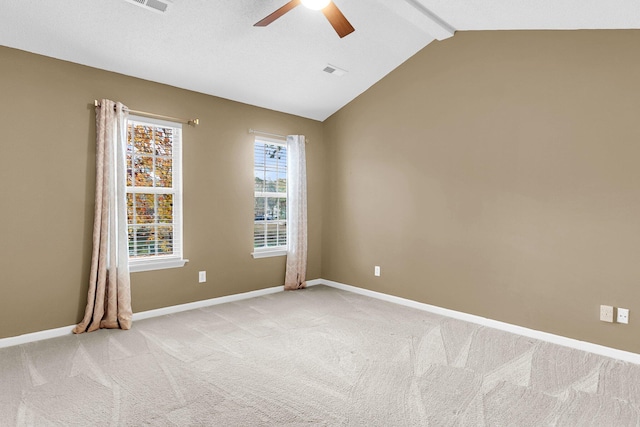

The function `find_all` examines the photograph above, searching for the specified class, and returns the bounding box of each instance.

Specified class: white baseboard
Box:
[3,278,639,365]
[0,284,287,349]
[132,285,285,321]
[310,279,640,365]
[0,325,77,349]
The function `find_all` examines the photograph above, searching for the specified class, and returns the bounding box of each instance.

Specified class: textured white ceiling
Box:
[1,0,639,121]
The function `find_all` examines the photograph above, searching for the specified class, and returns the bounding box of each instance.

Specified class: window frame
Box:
[252,136,288,259]
[126,115,187,272]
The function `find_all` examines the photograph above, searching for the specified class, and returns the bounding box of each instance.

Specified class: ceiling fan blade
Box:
[321,2,355,38]
[254,0,301,27]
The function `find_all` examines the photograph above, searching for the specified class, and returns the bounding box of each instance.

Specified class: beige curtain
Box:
[284,135,307,290]
[74,99,133,333]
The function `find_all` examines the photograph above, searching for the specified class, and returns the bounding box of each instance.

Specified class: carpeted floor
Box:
[1,285,640,426]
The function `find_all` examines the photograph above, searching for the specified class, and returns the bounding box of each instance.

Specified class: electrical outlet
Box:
[600,305,614,322]
[198,271,206,283]
[617,308,629,324]
[374,266,380,277]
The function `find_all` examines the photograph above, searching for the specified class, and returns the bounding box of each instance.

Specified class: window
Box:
[253,137,287,258]
[126,115,186,272]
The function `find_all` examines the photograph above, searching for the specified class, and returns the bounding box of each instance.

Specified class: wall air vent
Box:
[323,64,347,77]
[124,0,169,13]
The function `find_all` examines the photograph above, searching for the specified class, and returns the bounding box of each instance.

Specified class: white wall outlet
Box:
[374,266,381,277]
[600,305,614,322]
[198,271,206,283]
[617,308,629,324]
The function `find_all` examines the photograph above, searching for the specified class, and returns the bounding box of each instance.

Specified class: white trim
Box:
[131,285,284,320]
[404,0,455,40]
[311,279,640,365]
[3,277,639,365]
[0,325,76,349]
[0,284,285,349]
[258,192,287,199]
[126,115,184,269]
[128,114,182,130]
[252,249,287,259]
[253,138,288,253]
[254,135,286,145]
[382,0,455,41]
[129,257,188,272]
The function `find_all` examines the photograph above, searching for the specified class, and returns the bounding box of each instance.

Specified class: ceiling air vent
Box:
[124,0,169,13]
[323,64,347,77]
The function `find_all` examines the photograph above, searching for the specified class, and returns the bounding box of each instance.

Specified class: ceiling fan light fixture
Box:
[254,0,354,38]
[301,0,331,11]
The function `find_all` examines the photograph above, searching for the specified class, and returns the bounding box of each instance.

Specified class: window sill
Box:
[130,257,189,273]
[252,249,287,259]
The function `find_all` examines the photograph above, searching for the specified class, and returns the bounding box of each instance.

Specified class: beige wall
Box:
[3,30,640,354]
[0,46,324,339]
[322,30,640,353]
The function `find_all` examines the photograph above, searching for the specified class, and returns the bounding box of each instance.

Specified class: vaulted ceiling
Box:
[2,0,639,121]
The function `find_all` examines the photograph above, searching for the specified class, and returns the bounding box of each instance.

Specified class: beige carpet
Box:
[1,285,640,426]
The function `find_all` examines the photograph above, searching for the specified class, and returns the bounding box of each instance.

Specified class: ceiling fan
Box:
[254,0,355,38]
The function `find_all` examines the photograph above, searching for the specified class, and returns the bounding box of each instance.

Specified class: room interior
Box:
[5,285,640,425]
[2,0,640,417]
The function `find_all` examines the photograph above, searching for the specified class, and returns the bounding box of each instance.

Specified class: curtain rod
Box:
[249,128,309,143]
[249,128,286,139]
[94,100,199,127]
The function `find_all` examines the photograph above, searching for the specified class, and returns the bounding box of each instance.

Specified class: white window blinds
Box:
[253,138,287,255]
